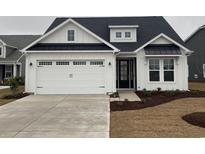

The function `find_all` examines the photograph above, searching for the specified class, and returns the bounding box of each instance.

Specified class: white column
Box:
[13,64,17,77]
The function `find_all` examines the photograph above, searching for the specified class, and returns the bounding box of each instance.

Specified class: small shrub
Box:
[124,98,129,102]
[8,77,20,94]
[157,87,161,92]
[142,90,152,97]
[189,90,200,95]
[15,76,25,85]
[164,91,177,97]
[110,92,119,98]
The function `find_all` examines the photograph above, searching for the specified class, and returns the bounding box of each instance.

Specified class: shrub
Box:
[8,77,20,94]
[110,92,119,98]
[15,76,25,85]
[189,90,200,95]
[157,87,161,92]
[142,89,152,97]
[164,91,177,97]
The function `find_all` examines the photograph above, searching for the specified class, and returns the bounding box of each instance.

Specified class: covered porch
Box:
[0,63,22,85]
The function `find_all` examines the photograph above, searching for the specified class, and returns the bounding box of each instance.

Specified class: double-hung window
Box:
[68,30,75,41]
[0,46,3,57]
[116,32,122,38]
[149,59,160,81]
[163,59,174,82]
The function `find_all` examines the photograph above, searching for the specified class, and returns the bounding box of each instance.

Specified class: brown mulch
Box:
[110,91,205,111]
[182,112,205,128]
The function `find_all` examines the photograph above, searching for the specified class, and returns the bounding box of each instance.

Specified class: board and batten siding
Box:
[136,48,188,91]
[40,22,101,44]
[25,52,116,94]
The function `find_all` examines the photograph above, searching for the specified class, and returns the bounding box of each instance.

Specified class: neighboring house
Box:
[0,35,40,84]
[22,17,193,94]
[185,25,205,81]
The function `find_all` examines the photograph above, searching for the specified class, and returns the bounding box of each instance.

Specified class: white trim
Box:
[0,46,3,58]
[134,33,193,54]
[0,39,17,49]
[109,25,139,28]
[22,18,119,52]
[148,58,176,83]
[145,55,182,57]
[22,50,115,53]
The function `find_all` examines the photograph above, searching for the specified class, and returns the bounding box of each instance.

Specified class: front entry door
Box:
[119,60,129,88]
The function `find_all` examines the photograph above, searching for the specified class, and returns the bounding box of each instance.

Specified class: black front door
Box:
[119,60,129,88]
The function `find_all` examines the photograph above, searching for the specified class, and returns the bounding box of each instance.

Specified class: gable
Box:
[40,22,101,44]
[150,36,172,44]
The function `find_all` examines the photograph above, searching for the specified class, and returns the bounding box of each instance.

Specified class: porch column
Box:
[13,64,17,77]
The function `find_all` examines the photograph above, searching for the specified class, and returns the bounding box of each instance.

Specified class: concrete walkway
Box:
[0,95,110,138]
[118,90,141,101]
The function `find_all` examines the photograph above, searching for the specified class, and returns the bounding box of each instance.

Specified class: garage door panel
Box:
[36,60,106,94]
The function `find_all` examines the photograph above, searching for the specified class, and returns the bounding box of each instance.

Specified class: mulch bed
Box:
[110,90,205,111]
[182,112,205,128]
[2,92,30,99]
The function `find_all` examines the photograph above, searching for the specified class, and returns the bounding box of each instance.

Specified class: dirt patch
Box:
[111,91,205,111]
[110,98,205,138]
[182,112,205,128]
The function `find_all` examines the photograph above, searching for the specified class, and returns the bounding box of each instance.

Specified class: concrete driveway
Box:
[0,95,110,138]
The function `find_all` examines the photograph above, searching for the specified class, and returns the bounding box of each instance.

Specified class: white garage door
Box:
[36,60,106,94]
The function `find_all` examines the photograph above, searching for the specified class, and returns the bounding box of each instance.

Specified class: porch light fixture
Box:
[29,62,33,66]
[108,62,112,66]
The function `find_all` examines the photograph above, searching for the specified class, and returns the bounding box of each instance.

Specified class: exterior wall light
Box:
[29,62,33,66]
[108,62,112,66]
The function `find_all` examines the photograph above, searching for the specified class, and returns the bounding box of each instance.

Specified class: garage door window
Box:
[73,61,86,65]
[90,61,104,66]
[38,61,52,66]
[56,61,69,65]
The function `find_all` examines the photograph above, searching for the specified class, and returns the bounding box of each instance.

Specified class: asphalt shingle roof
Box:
[44,17,185,52]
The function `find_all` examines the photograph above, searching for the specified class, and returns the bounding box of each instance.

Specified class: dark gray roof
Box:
[144,44,181,55]
[44,17,186,52]
[0,35,41,49]
[28,43,112,51]
[0,47,22,62]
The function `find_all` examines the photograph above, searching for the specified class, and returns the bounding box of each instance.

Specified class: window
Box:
[56,61,69,65]
[125,32,131,38]
[149,59,160,81]
[116,32,122,38]
[90,61,104,66]
[5,65,12,78]
[38,61,52,66]
[203,64,205,78]
[163,59,174,81]
[68,30,75,41]
[0,46,3,57]
[73,61,86,65]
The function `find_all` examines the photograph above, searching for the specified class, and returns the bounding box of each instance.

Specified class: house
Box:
[22,17,193,94]
[185,25,205,81]
[0,35,40,84]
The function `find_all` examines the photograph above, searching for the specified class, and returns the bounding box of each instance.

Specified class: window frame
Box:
[148,58,175,83]
[148,59,160,82]
[115,32,122,38]
[5,65,13,79]
[163,59,175,82]
[0,46,4,58]
[125,31,131,39]
[67,29,75,42]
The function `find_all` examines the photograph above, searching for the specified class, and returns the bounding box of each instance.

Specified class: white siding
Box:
[151,36,172,44]
[110,28,137,42]
[136,48,188,91]
[25,52,116,94]
[40,22,101,43]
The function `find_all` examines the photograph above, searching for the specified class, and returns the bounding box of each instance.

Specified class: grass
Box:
[189,82,205,91]
[0,86,25,106]
[110,98,205,138]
